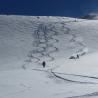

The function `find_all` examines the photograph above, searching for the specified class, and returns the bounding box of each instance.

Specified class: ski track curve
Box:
[23,19,95,84]
[26,23,60,66]
[51,69,98,84]
[23,19,87,68]
[61,22,87,57]
[66,92,98,98]
[22,19,98,98]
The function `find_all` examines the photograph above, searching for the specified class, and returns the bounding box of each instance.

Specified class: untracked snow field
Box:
[0,15,98,98]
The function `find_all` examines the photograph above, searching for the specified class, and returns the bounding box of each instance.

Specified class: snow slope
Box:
[0,15,98,98]
[82,13,98,20]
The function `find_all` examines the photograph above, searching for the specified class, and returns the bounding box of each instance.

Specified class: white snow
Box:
[0,15,98,98]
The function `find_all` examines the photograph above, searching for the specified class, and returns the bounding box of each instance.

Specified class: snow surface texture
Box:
[0,15,98,98]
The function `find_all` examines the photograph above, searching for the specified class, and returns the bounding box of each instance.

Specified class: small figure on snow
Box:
[77,54,79,59]
[42,61,46,68]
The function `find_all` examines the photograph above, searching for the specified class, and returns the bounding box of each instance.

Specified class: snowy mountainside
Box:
[1,15,98,98]
[1,15,98,70]
[0,15,80,70]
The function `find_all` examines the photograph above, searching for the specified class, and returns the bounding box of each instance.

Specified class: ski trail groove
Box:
[21,19,98,98]
[66,92,98,98]
[27,23,60,66]
[31,68,98,84]
[51,69,98,84]
[53,71,98,80]
[61,22,87,58]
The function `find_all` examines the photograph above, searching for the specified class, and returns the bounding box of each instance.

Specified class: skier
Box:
[77,54,79,59]
[42,61,46,68]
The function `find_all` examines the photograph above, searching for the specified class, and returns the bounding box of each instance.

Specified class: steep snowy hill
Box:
[0,15,77,70]
[1,15,98,70]
[1,15,98,98]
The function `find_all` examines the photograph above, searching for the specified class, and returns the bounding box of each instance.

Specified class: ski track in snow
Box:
[32,68,98,84]
[65,92,98,98]
[23,23,60,68]
[25,20,87,67]
[21,19,98,98]
[51,70,98,84]
[1,16,98,98]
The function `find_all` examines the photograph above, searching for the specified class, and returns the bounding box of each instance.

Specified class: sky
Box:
[0,0,98,17]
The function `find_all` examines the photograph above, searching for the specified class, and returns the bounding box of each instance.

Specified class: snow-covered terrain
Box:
[82,13,98,20]
[0,15,98,98]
